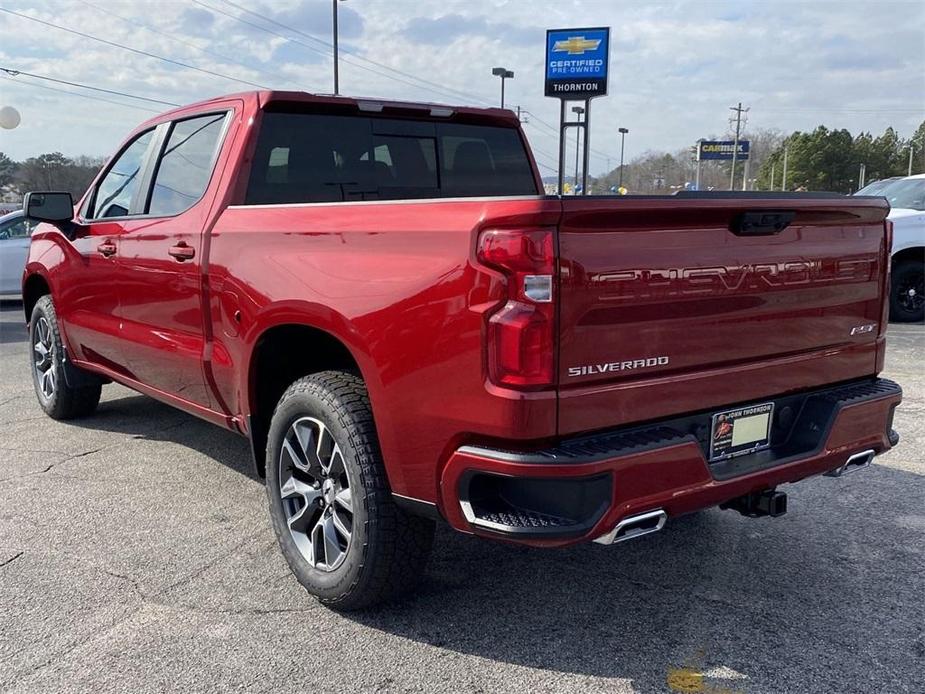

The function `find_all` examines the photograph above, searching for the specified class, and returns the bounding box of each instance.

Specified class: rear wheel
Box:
[890,260,924,323]
[265,371,434,610]
[29,295,102,420]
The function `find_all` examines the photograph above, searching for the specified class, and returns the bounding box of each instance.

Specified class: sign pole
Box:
[574,111,581,192]
[557,99,566,194]
[582,98,591,195]
[695,141,702,190]
[545,27,610,197]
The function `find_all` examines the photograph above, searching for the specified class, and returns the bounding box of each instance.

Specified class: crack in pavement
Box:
[1,531,273,688]
[0,447,106,483]
[0,422,187,483]
[0,550,24,568]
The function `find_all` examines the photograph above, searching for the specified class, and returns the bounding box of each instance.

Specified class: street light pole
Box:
[332,0,346,95]
[491,67,514,108]
[618,127,628,189]
[572,106,584,194]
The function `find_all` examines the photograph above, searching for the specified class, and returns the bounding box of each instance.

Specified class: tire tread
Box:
[31,296,102,420]
[269,371,434,610]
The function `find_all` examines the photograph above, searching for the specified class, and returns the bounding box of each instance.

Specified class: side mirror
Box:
[23,192,77,240]
[23,191,74,224]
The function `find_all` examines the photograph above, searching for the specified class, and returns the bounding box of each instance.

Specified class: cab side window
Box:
[88,130,155,220]
[0,217,33,239]
[147,113,227,217]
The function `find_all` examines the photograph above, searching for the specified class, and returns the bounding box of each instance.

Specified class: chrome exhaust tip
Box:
[594,509,667,545]
[825,449,875,478]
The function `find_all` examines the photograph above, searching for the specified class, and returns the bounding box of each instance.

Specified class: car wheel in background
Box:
[890,259,925,323]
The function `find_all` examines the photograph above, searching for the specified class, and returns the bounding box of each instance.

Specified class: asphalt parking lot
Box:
[0,301,922,694]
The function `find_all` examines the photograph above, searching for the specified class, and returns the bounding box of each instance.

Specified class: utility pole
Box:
[770,162,776,191]
[729,102,749,190]
[781,144,789,192]
[332,0,342,94]
[909,145,915,176]
[858,163,866,190]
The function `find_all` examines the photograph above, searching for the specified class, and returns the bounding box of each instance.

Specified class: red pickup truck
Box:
[21,91,902,609]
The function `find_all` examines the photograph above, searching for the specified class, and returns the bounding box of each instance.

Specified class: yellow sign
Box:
[552,36,602,55]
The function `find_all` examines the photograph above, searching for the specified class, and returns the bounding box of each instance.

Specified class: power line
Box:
[0,7,269,90]
[76,0,292,89]
[524,109,620,163]
[0,67,179,106]
[191,0,438,97]
[217,0,495,107]
[756,107,924,114]
[1,74,162,113]
[191,0,491,106]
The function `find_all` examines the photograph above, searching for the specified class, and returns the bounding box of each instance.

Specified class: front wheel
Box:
[890,259,925,323]
[29,295,102,420]
[265,371,434,610]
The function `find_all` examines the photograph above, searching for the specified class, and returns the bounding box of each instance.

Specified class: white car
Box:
[0,210,36,299]
[857,174,924,323]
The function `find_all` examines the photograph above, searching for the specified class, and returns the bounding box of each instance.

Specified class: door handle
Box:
[168,243,195,261]
[97,241,117,257]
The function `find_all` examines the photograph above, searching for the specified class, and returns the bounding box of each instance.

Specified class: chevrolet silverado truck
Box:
[21,91,902,609]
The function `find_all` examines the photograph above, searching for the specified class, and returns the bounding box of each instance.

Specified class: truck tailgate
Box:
[556,195,890,435]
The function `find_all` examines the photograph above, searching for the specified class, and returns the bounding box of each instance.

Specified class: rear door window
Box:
[148,113,228,216]
[245,111,537,204]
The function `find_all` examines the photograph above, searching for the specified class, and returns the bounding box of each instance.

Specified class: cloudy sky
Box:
[1,0,923,176]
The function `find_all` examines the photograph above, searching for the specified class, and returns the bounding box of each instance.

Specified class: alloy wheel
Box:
[32,316,57,400]
[278,416,353,571]
[897,270,924,315]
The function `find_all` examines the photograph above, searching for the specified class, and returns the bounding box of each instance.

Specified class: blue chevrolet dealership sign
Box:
[698,140,750,161]
[545,27,610,98]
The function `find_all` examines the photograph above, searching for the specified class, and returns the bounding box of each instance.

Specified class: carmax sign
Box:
[697,140,751,161]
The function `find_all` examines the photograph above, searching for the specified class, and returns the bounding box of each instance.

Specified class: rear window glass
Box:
[244,112,537,204]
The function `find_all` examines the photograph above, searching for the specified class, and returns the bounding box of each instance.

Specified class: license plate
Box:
[709,402,774,461]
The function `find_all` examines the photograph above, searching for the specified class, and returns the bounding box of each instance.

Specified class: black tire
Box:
[265,371,434,610]
[29,295,102,420]
[890,260,924,323]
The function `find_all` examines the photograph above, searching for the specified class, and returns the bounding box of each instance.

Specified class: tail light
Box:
[477,229,556,388]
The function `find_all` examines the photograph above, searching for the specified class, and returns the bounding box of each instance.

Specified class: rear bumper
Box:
[439,378,902,546]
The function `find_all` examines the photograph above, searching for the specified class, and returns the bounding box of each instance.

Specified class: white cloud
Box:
[0,0,922,176]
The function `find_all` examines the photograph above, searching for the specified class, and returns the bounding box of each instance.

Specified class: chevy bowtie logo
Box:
[552,36,602,55]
